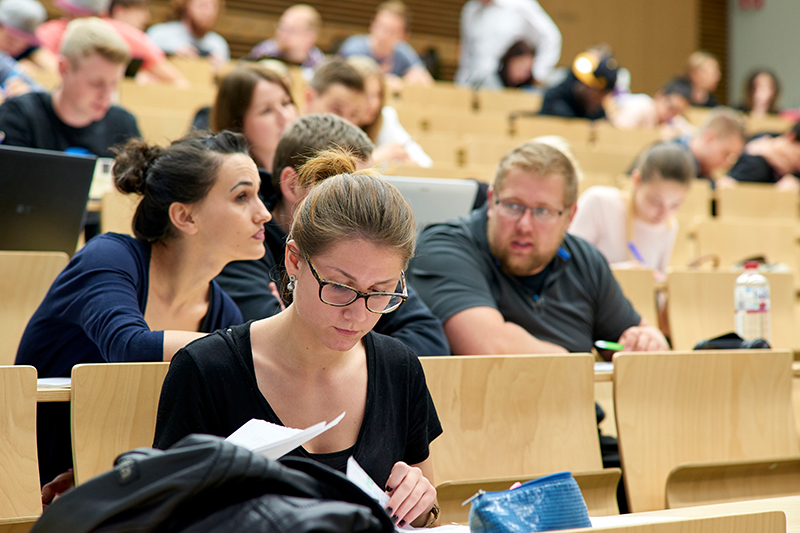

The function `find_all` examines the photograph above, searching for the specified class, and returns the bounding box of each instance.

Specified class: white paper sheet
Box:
[226,412,345,460]
[36,377,72,389]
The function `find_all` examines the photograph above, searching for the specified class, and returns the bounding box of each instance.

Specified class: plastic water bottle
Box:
[734,261,771,342]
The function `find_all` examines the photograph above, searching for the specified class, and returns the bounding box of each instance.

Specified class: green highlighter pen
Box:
[594,340,624,351]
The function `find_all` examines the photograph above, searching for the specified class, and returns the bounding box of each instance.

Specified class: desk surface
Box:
[640,495,800,532]
[34,362,800,402]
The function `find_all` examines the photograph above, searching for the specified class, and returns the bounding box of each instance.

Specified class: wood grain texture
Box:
[666,457,800,509]
[693,218,800,287]
[613,349,798,512]
[0,366,41,519]
[421,354,621,519]
[0,517,37,533]
[100,190,140,236]
[70,363,170,485]
[716,184,799,220]
[611,268,659,328]
[666,269,796,351]
[563,511,786,533]
[421,354,604,483]
[0,252,69,367]
[643,495,800,532]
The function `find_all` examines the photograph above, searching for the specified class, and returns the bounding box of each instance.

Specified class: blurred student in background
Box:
[347,55,430,167]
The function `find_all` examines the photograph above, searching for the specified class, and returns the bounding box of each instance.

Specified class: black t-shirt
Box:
[153,323,442,486]
[215,170,451,356]
[0,92,140,157]
[728,153,781,184]
[408,206,641,353]
[540,73,606,121]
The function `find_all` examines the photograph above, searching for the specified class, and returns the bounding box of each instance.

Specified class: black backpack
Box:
[32,434,395,533]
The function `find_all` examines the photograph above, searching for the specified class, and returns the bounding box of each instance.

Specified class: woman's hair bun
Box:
[112,138,165,195]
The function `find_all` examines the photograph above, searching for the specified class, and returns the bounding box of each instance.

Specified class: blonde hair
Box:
[687,51,718,73]
[60,17,129,66]
[290,148,415,266]
[698,107,745,140]
[280,4,321,32]
[531,135,584,182]
[494,141,578,206]
[377,0,410,29]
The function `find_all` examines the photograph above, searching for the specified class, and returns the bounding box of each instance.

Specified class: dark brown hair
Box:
[309,58,365,95]
[113,131,249,242]
[211,65,294,133]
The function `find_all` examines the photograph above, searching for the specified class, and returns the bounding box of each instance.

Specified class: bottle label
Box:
[734,286,770,313]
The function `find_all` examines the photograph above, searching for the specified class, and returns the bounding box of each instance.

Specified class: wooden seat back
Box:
[0,366,40,519]
[613,349,799,512]
[71,362,170,485]
[693,218,800,286]
[0,252,69,366]
[666,269,796,350]
[611,267,659,327]
[100,190,139,237]
[716,183,798,220]
[422,354,620,520]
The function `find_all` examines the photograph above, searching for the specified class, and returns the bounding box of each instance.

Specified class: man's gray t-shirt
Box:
[338,34,423,77]
[408,206,640,353]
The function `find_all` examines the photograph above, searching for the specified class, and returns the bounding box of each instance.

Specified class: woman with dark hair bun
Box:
[17,130,271,489]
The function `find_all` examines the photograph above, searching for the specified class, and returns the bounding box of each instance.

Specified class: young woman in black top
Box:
[154,148,442,528]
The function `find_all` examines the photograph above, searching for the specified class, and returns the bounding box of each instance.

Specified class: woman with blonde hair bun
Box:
[154,147,442,529]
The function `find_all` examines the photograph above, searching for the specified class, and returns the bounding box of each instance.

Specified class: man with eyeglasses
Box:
[215,113,450,357]
[408,140,667,356]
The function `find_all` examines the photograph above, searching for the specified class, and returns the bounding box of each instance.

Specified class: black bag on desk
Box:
[693,332,771,350]
[32,434,394,533]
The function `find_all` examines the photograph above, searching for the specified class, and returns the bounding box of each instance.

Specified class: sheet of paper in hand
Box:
[225,412,345,460]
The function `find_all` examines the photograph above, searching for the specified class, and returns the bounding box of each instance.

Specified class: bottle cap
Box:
[744,261,759,269]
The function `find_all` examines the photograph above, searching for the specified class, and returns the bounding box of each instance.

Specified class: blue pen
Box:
[627,241,645,264]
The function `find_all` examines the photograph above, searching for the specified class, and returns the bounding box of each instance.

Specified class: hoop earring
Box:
[286,274,296,293]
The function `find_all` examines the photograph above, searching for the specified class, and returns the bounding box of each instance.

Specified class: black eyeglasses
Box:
[306,258,408,314]
[494,198,566,223]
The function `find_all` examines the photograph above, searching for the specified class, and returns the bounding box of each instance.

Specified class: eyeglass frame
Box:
[305,258,408,314]
[493,197,567,223]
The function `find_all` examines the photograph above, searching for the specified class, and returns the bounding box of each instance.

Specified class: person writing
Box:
[154,149,442,528]
[17,130,269,489]
[569,142,695,279]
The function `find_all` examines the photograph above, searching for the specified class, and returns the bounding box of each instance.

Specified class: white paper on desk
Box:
[590,516,686,528]
[226,412,345,460]
[36,377,72,389]
[594,362,614,373]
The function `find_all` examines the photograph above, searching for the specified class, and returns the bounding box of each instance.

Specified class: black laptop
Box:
[0,145,97,256]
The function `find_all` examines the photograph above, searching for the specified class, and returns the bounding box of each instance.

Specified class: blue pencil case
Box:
[467,471,592,532]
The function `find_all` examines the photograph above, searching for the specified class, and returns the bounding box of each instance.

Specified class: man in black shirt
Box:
[725,120,800,191]
[0,17,139,156]
[540,49,619,120]
[215,113,450,356]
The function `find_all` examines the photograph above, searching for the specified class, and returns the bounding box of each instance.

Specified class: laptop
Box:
[383,176,479,236]
[0,145,97,256]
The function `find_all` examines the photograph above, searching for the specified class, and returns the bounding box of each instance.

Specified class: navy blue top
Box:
[16,233,243,377]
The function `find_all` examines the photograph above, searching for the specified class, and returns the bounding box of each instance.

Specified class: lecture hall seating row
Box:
[5,349,800,530]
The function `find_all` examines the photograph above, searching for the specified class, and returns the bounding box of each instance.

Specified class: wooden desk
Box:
[37,388,70,402]
[641,495,800,532]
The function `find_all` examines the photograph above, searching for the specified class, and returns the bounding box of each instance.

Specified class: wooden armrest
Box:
[556,511,786,533]
[437,468,621,524]
[0,516,39,533]
[666,456,800,509]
